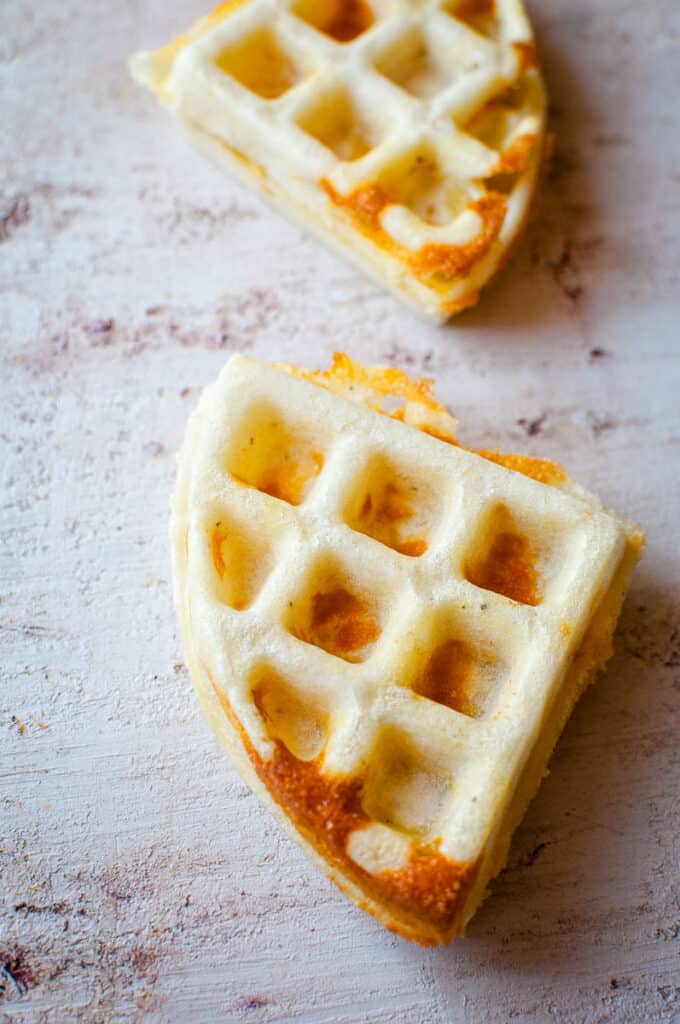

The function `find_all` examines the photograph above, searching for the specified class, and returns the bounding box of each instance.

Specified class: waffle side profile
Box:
[171,354,643,945]
[131,0,547,321]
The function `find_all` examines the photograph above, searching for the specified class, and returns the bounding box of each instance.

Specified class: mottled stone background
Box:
[1,1,679,1021]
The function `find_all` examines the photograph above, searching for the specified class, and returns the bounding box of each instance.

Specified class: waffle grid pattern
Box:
[132,0,546,318]
[181,358,625,868]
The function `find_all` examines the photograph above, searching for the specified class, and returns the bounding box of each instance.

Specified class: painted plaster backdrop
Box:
[1,1,679,1022]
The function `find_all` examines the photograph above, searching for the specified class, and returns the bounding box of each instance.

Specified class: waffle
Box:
[130,0,547,321]
[171,354,643,945]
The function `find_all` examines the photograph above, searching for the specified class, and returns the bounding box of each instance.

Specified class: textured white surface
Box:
[1,1,679,1022]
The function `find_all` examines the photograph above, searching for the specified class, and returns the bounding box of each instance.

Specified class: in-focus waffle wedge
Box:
[131,1,547,321]
[171,354,643,945]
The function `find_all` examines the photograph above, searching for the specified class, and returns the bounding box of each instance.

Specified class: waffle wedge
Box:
[171,354,643,945]
[131,1,547,321]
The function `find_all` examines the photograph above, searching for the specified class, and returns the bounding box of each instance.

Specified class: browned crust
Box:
[320,180,508,291]
[476,449,566,487]
[493,132,538,175]
[314,0,373,42]
[442,289,480,316]
[412,194,507,280]
[210,682,477,943]
[285,354,566,486]
[464,506,542,606]
[513,41,539,73]
[454,0,496,16]
[284,351,454,419]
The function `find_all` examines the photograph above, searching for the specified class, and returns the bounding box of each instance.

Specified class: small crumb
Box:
[180,387,191,398]
[517,413,546,437]
[238,996,268,1011]
[37,721,48,730]
[589,347,609,361]
[87,318,115,334]
[549,241,583,303]
[0,948,35,994]
[144,441,165,458]
[0,195,31,242]
[146,305,164,316]
[11,715,26,736]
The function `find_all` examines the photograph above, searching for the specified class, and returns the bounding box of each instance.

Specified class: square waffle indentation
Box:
[362,726,452,838]
[296,84,386,162]
[292,0,374,43]
[215,26,310,99]
[482,170,519,195]
[373,25,459,100]
[409,606,513,719]
[252,666,329,761]
[463,502,559,607]
[284,554,384,663]
[205,512,277,611]
[225,400,326,506]
[343,452,441,556]
[460,80,534,151]
[442,0,499,40]
[377,145,471,226]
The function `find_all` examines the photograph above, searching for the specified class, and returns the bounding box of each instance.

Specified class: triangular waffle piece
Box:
[171,355,643,944]
[131,1,547,321]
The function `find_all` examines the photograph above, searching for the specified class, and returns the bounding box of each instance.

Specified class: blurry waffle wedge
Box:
[130,1,547,321]
[171,353,643,945]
